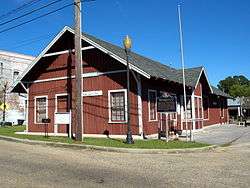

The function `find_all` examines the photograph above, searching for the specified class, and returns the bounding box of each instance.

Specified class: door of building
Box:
[56,95,69,134]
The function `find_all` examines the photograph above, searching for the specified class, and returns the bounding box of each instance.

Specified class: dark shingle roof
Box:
[175,67,203,87]
[83,32,203,87]
[84,32,230,99]
[211,86,232,98]
[83,33,175,77]
[11,26,231,99]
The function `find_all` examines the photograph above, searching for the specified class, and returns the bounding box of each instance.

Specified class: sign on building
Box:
[54,112,71,124]
[157,92,177,113]
[82,90,103,97]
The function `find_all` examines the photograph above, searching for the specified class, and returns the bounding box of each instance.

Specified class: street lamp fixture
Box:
[123,35,134,144]
[123,35,132,50]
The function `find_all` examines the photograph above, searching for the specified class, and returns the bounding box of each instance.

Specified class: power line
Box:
[11,36,54,50]
[0,0,44,21]
[0,0,95,35]
[0,0,66,27]
[0,3,73,35]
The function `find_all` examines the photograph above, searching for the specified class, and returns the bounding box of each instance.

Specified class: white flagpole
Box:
[178,4,192,141]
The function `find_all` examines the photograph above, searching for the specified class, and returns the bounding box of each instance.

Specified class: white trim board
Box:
[11,26,151,92]
[54,93,70,135]
[23,70,126,84]
[43,46,95,57]
[194,67,213,93]
[148,89,158,122]
[11,27,70,92]
[137,75,143,136]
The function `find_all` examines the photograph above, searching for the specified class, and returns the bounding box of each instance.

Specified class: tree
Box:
[218,75,250,97]
[229,84,250,97]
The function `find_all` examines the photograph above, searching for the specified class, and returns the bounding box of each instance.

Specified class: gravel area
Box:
[0,139,249,188]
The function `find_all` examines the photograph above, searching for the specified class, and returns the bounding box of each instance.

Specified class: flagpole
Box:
[178,4,192,141]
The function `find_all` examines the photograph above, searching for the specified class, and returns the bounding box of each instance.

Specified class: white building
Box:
[0,50,34,124]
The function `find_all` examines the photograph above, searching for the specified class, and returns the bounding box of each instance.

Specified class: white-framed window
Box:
[194,96,203,119]
[148,90,157,121]
[181,95,192,119]
[108,89,127,123]
[34,96,48,124]
[55,93,69,113]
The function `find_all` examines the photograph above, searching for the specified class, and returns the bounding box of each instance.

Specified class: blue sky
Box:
[0,0,249,86]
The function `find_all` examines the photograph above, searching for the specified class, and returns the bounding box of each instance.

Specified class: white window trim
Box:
[54,93,69,134]
[194,95,203,120]
[181,95,193,120]
[148,89,158,122]
[108,89,127,124]
[34,95,48,124]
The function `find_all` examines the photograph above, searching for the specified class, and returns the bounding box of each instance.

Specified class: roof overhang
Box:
[11,26,151,93]
[65,27,150,79]
[194,67,213,93]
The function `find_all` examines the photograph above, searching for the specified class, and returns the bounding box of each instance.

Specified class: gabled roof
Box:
[176,67,203,87]
[82,31,205,87]
[82,31,177,81]
[11,26,230,98]
[211,86,232,98]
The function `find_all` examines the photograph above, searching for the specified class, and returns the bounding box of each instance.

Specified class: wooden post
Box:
[166,113,169,142]
[74,0,83,141]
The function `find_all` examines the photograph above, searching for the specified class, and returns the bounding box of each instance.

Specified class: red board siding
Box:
[203,96,228,126]
[25,32,229,136]
[27,48,140,135]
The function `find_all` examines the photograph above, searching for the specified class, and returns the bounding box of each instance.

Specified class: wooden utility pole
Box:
[74,0,83,141]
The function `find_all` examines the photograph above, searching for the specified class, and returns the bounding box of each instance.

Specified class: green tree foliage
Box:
[218,75,250,97]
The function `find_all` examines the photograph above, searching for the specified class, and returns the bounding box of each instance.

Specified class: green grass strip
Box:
[0,126,210,149]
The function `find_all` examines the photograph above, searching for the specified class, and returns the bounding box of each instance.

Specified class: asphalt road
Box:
[194,124,250,145]
[0,139,250,188]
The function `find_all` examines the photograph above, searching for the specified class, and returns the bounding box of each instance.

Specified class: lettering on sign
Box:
[157,92,177,113]
[82,90,103,97]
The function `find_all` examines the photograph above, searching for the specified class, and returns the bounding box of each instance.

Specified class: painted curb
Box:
[0,135,217,154]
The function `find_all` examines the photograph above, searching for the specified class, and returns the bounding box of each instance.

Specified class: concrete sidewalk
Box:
[193,124,250,145]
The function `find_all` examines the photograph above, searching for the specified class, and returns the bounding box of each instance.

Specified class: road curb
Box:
[0,135,217,154]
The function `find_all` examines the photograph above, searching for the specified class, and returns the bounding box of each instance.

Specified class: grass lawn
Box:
[0,125,210,149]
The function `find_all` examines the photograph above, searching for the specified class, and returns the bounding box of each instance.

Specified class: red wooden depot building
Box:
[11,26,230,138]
